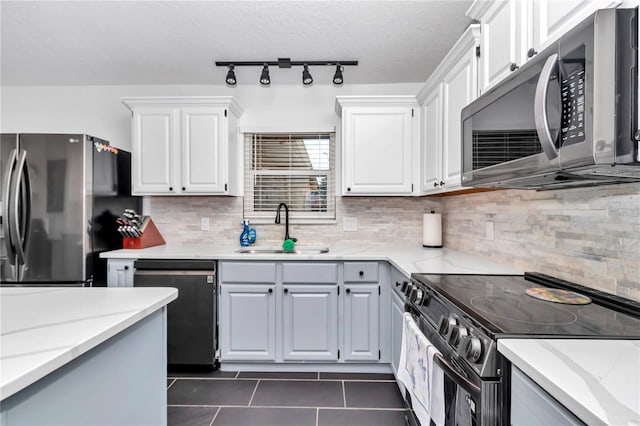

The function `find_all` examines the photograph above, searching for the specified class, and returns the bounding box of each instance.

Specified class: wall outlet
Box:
[343,217,358,231]
[486,221,494,241]
[200,217,210,231]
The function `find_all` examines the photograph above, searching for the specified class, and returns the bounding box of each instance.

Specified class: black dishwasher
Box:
[134,259,216,367]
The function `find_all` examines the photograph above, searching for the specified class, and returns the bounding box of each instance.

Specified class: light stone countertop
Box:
[498,339,640,426]
[0,287,178,401]
[100,243,523,277]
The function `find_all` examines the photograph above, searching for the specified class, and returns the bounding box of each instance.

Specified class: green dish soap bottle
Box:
[239,220,251,247]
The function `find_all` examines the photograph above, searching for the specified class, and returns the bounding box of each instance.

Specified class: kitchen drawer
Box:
[282,263,338,284]
[220,262,276,283]
[344,262,379,282]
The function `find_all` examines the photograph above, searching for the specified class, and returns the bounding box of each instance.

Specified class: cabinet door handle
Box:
[395,281,401,287]
[509,62,519,72]
[346,288,351,294]
[268,288,273,294]
[124,266,129,270]
[359,270,364,277]
[527,48,538,58]
[169,186,173,191]
[440,181,445,186]
[347,187,351,192]
[434,182,438,187]
[182,187,186,191]
[284,288,289,294]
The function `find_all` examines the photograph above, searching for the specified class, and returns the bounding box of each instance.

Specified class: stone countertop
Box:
[498,339,640,426]
[100,243,523,277]
[0,287,178,401]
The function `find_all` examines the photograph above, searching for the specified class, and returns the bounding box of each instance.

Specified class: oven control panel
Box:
[408,279,499,378]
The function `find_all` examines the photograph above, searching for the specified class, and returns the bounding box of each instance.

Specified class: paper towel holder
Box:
[423,210,443,248]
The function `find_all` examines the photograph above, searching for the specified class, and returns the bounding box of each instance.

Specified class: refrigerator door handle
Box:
[2,149,17,265]
[20,151,33,259]
[10,150,30,266]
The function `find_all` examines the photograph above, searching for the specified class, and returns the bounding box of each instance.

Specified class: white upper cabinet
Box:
[336,96,418,196]
[130,106,178,194]
[469,0,526,94]
[122,97,242,196]
[529,0,621,54]
[442,43,478,189]
[180,107,227,193]
[468,0,621,93]
[417,25,480,195]
[422,86,443,191]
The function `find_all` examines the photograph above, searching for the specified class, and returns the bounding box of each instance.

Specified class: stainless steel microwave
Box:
[461,8,639,190]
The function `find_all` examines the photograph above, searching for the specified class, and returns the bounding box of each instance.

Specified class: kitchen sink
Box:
[235,247,330,254]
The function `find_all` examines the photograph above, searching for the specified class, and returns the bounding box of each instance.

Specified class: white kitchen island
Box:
[0,287,177,426]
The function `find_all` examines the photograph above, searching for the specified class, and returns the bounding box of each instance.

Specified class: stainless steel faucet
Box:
[275,203,297,242]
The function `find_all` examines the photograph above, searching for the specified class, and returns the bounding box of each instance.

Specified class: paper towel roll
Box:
[423,211,442,248]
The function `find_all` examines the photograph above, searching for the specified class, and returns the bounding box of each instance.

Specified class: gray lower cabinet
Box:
[219,261,385,365]
[220,284,276,361]
[511,366,584,425]
[282,284,339,361]
[390,289,405,374]
[106,259,135,287]
[343,284,379,361]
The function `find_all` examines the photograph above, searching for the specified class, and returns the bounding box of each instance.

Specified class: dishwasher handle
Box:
[134,269,215,277]
[134,259,216,272]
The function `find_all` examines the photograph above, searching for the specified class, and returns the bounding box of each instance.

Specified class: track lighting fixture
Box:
[259,64,270,86]
[215,58,357,86]
[302,64,313,86]
[225,65,236,86]
[332,65,344,85]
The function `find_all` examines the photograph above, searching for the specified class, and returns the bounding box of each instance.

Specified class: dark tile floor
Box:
[167,370,407,426]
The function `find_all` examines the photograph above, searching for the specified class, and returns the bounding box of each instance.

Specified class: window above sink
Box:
[243,131,336,224]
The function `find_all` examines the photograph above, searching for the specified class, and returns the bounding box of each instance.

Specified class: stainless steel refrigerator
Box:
[1,134,141,286]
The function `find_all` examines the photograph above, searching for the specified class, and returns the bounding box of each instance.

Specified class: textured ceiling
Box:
[1,0,473,86]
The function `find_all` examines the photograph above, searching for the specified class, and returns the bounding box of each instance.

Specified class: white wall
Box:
[1,83,422,151]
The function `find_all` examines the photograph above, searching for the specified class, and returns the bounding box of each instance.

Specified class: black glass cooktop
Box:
[411,273,640,339]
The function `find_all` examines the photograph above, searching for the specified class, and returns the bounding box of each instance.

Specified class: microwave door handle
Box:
[433,352,481,400]
[534,53,560,160]
[2,149,18,266]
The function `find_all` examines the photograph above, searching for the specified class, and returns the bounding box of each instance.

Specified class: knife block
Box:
[122,218,166,249]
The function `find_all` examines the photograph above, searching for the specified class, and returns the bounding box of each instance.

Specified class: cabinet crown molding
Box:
[334,95,418,116]
[121,96,243,117]
[465,0,497,20]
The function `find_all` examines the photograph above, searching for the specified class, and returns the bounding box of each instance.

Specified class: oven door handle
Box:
[433,353,481,399]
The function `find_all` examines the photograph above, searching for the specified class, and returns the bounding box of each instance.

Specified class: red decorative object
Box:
[123,218,165,249]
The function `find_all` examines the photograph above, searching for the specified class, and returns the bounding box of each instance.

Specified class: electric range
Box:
[401,272,640,425]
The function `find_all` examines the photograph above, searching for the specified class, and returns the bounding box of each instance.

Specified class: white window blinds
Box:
[244,132,336,221]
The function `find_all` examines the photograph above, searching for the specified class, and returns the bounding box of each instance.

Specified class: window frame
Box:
[242,130,337,225]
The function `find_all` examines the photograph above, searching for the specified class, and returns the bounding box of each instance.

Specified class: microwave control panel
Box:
[560,67,586,146]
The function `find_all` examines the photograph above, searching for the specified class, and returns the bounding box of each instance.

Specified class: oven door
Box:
[433,352,482,426]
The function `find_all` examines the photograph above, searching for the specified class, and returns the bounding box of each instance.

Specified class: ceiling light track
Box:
[215,57,358,86]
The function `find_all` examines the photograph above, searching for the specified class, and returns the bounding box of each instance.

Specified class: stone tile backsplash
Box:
[149,196,441,247]
[442,183,640,302]
[149,182,639,301]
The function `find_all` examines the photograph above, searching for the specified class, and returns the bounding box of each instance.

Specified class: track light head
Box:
[302,64,313,86]
[333,65,344,85]
[225,65,236,86]
[260,64,270,86]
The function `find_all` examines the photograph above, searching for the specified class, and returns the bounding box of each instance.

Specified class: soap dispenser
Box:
[239,220,251,247]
